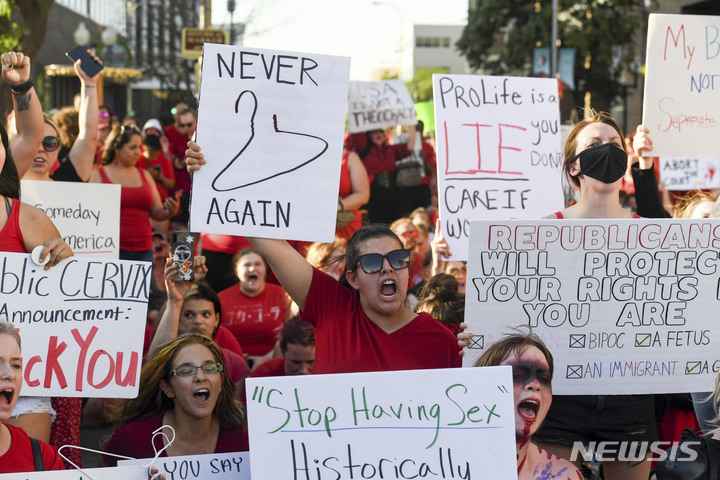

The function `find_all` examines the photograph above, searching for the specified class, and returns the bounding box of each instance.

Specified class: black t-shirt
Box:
[49,158,84,182]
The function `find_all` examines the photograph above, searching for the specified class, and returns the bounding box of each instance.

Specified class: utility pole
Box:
[200,0,212,29]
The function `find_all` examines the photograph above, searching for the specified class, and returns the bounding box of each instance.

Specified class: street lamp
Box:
[74,22,91,47]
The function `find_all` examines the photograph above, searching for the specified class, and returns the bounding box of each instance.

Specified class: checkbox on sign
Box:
[635,333,651,347]
[685,361,702,374]
[569,334,586,348]
[566,365,583,379]
[469,335,484,350]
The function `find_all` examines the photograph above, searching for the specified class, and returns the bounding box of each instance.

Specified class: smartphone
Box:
[169,231,195,281]
[65,45,104,77]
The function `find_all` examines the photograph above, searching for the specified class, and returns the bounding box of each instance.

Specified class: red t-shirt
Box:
[214,325,244,358]
[361,143,410,178]
[0,423,65,472]
[217,284,289,356]
[136,151,175,200]
[98,167,154,251]
[302,268,462,374]
[102,410,248,467]
[250,357,285,378]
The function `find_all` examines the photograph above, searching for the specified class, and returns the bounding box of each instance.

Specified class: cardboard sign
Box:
[659,156,720,190]
[347,79,417,133]
[246,367,516,480]
[21,180,121,259]
[642,14,720,157]
[189,43,351,243]
[0,252,149,397]
[464,219,720,395]
[433,74,565,260]
[119,452,250,479]
[0,466,146,479]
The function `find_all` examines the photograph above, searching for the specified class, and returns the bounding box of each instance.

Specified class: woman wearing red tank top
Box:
[90,125,180,261]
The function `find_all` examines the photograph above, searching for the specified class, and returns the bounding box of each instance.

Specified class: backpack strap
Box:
[30,436,44,471]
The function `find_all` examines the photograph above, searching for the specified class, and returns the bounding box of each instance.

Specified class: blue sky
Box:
[212,0,468,80]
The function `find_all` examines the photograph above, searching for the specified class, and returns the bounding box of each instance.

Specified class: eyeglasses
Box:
[511,364,552,386]
[179,122,195,128]
[41,136,61,152]
[355,249,410,274]
[98,112,110,118]
[399,230,418,238]
[170,362,224,377]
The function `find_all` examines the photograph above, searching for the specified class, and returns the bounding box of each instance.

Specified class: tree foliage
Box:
[457,0,650,111]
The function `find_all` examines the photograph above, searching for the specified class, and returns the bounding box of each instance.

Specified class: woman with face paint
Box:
[475,332,581,480]
[534,112,657,480]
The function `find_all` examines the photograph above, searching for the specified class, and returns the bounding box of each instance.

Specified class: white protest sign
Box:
[246,367,516,480]
[189,43,351,243]
[642,14,720,157]
[347,79,417,133]
[21,180,121,259]
[0,466,146,479]
[464,219,720,395]
[119,452,250,479]
[433,74,564,260]
[0,252,149,397]
[659,156,720,190]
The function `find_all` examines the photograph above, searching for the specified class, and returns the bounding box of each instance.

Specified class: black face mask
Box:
[572,143,628,184]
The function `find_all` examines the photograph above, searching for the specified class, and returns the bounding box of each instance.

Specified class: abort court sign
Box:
[464,219,720,395]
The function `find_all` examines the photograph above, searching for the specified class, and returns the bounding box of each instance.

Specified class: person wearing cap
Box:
[137,119,176,235]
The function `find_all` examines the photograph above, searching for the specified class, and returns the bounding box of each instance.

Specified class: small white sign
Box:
[119,452,250,479]
[659,156,720,190]
[21,180,121,258]
[348,79,417,133]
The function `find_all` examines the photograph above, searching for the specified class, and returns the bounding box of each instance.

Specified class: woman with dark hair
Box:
[89,125,179,261]
[475,332,581,480]
[101,334,248,466]
[416,273,464,335]
[188,141,460,374]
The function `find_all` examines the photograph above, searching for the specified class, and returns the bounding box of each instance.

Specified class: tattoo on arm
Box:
[15,93,31,112]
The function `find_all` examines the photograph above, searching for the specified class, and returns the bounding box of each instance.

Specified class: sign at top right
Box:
[643,14,720,157]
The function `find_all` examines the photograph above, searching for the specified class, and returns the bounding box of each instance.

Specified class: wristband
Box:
[10,80,33,96]
[338,198,344,211]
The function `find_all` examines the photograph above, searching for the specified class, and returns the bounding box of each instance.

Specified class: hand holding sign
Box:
[211,90,328,192]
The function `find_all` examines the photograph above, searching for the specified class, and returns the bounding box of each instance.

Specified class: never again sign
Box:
[0,252,149,397]
[190,44,351,243]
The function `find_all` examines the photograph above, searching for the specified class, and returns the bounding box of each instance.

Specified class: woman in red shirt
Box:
[89,125,179,261]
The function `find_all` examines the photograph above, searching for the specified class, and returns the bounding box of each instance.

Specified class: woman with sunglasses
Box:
[21,52,100,183]
[101,334,248,466]
[89,125,180,262]
[186,141,460,374]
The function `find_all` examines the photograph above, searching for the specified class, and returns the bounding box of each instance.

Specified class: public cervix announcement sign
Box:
[246,367,516,480]
[433,74,564,260]
[0,252,149,397]
[464,219,720,395]
[643,14,720,157]
[21,180,121,258]
[190,43,351,243]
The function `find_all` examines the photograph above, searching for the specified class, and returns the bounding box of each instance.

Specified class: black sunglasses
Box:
[41,136,61,152]
[355,249,410,274]
[511,364,552,386]
[120,124,140,135]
